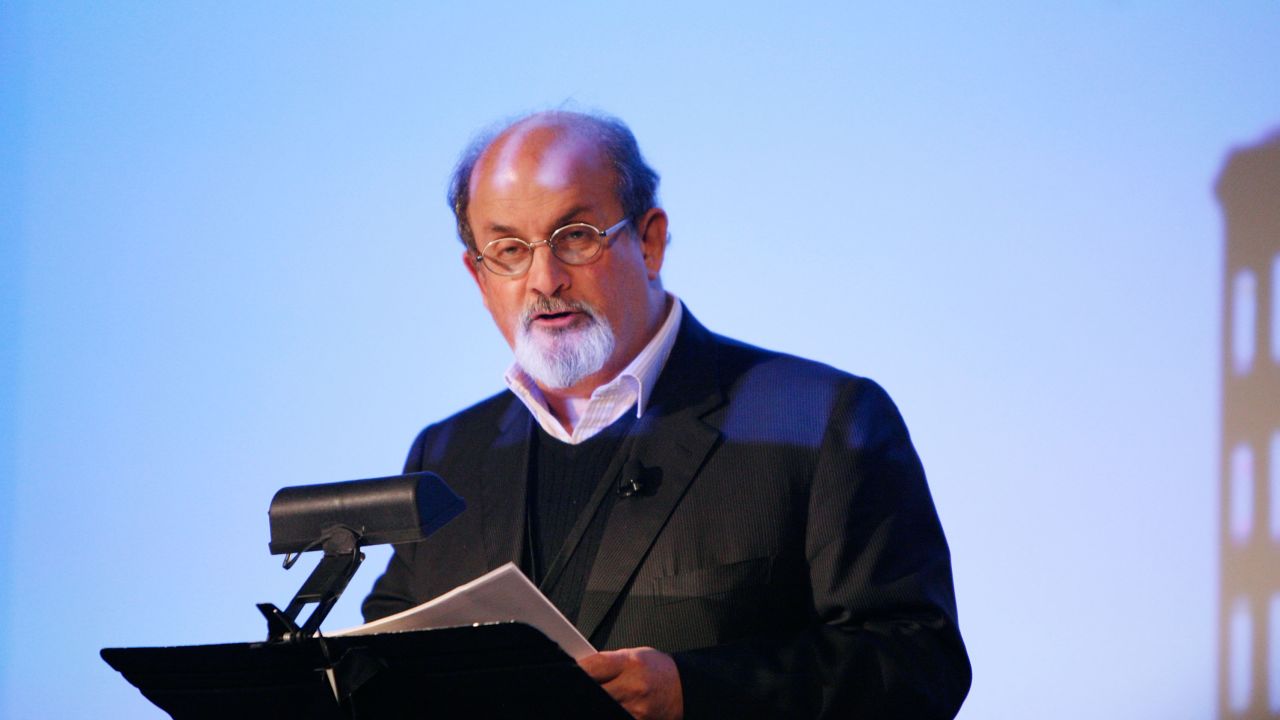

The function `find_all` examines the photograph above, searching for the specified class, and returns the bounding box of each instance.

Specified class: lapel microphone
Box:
[617,459,649,498]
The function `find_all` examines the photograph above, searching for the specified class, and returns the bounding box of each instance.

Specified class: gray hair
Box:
[447,110,660,252]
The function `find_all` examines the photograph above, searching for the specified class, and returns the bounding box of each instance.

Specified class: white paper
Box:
[330,562,596,660]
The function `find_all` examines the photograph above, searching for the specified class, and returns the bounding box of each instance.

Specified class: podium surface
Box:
[102,622,629,719]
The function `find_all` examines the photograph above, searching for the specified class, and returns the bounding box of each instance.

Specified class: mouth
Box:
[522,297,598,334]
[530,309,585,329]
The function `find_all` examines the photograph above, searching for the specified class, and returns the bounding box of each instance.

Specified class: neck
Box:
[537,359,622,436]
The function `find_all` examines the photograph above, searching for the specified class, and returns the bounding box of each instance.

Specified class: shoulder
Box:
[709,331,859,385]
[705,329,894,405]
[405,390,519,468]
[696,328,904,442]
[676,309,864,390]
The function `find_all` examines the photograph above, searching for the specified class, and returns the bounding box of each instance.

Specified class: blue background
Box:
[3,3,1279,718]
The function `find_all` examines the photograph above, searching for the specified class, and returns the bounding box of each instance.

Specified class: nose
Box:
[523,242,571,297]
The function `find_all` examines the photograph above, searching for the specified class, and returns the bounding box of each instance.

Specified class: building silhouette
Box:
[1218,130,1280,719]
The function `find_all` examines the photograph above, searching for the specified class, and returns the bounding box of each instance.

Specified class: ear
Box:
[462,248,491,311]
[635,207,668,281]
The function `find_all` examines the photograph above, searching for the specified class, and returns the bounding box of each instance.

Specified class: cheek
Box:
[596,261,651,330]
[478,284,522,347]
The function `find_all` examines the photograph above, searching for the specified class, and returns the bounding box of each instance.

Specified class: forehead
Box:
[469,122,617,222]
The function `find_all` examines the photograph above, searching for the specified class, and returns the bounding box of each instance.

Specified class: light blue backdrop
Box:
[3,3,1279,718]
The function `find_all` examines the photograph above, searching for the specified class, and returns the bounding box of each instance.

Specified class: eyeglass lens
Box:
[480,223,605,275]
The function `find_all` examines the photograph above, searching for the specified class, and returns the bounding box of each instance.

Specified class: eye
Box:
[556,226,597,246]
[487,239,527,257]
[481,239,531,273]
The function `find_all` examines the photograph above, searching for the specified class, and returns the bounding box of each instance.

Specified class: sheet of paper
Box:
[330,562,596,660]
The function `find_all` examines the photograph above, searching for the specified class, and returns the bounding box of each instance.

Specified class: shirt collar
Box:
[503,294,684,441]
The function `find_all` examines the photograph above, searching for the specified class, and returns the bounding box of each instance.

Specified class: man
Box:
[363,110,971,719]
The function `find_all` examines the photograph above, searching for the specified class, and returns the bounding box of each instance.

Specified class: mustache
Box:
[519,296,597,329]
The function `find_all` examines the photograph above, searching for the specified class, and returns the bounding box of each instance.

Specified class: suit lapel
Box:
[576,313,724,641]
[480,396,532,570]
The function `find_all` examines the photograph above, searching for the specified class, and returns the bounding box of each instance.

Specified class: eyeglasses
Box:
[473,218,631,277]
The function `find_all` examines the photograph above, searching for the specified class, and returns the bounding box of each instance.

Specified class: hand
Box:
[578,646,684,720]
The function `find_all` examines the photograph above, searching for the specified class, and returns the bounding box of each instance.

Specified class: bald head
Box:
[448,111,660,252]
[473,115,609,201]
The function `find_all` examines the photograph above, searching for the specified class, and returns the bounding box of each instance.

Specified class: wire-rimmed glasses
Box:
[473,218,631,277]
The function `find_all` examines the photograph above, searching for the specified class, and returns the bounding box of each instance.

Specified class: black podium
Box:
[101,622,629,719]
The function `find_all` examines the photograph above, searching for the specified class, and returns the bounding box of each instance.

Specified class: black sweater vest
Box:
[525,411,636,624]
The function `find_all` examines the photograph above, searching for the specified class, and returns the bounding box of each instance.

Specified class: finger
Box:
[594,653,654,704]
[598,676,644,713]
[578,651,625,683]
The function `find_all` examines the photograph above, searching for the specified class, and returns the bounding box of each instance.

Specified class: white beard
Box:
[513,302,616,389]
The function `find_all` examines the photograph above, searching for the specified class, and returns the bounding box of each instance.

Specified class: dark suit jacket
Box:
[363,311,971,719]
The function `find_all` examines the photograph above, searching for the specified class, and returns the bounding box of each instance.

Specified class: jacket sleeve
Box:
[671,380,971,719]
